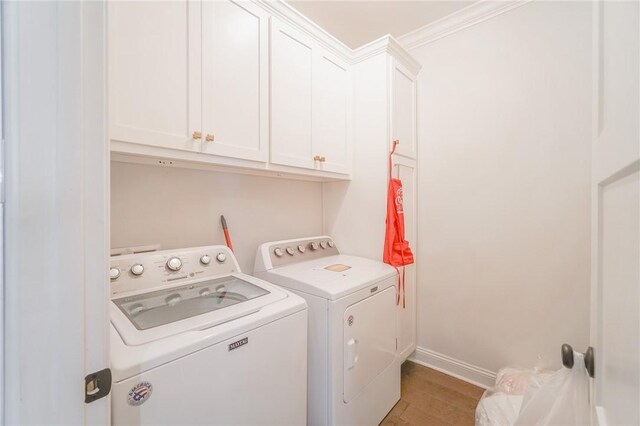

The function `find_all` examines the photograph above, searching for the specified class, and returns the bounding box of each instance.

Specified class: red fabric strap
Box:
[393,266,407,308]
[388,140,399,178]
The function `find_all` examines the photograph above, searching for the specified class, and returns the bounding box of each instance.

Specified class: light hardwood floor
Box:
[381,361,485,426]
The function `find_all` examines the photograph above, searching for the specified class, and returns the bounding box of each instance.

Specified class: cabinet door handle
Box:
[205,134,214,142]
[320,156,326,162]
[192,131,202,140]
[313,155,322,162]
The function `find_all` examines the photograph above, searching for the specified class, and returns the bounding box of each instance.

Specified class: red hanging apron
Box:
[383,140,414,308]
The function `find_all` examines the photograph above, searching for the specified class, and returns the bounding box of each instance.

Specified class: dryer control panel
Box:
[109,245,239,297]
[254,236,339,271]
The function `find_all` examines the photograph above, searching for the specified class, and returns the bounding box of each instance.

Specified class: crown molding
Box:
[352,35,422,75]
[256,0,354,61]
[258,1,421,73]
[398,0,532,51]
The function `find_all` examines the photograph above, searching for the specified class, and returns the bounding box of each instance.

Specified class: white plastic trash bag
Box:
[476,367,551,426]
[514,353,590,425]
[476,354,590,426]
[476,393,524,426]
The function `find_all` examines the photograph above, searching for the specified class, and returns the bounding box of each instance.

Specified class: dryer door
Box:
[343,286,396,403]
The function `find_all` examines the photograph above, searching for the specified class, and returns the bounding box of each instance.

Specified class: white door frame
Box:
[589,0,640,424]
[0,2,5,422]
[2,1,109,424]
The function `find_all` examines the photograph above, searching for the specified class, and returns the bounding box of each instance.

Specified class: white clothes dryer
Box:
[109,245,307,425]
[254,236,400,426]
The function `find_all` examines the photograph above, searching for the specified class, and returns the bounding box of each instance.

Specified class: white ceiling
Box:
[287,1,474,49]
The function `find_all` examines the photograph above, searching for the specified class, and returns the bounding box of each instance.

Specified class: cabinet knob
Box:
[205,134,215,142]
[313,155,326,162]
[192,131,202,140]
[320,156,326,162]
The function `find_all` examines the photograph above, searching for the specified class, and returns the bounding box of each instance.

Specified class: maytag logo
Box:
[229,337,248,351]
[370,286,378,293]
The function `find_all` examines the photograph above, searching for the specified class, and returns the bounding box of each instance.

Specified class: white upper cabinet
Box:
[313,52,350,174]
[109,0,201,152]
[390,59,417,159]
[201,0,269,162]
[270,20,315,169]
[109,1,353,180]
[270,19,351,174]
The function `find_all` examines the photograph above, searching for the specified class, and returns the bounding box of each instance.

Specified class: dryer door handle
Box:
[346,338,359,369]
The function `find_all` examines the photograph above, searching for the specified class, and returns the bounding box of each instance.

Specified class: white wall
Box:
[409,1,592,374]
[111,162,323,273]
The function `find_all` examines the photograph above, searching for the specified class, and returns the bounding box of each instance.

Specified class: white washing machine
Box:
[254,236,400,426]
[109,245,308,425]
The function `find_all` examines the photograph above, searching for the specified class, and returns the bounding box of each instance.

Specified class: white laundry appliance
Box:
[109,245,307,425]
[254,236,400,426]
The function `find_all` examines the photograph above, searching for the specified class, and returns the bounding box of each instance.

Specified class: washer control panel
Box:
[109,245,239,297]
[266,237,339,268]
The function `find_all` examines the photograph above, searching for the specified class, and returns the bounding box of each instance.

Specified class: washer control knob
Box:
[320,241,328,249]
[109,267,121,280]
[286,247,295,256]
[216,253,226,263]
[328,241,335,248]
[200,254,211,265]
[199,288,211,297]
[309,242,319,251]
[130,264,144,276]
[297,244,306,253]
[274,247,284,257]
[166,257,182,271]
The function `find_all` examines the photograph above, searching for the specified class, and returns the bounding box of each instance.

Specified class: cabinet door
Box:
[109,0,201,151]
[393,156,417,361]
[313,51,351,174]
[390,59,417,159]
[201,0,269,162]
[270,19,315,170]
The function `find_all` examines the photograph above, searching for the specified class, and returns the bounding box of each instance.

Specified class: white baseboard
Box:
[409,346,497,389]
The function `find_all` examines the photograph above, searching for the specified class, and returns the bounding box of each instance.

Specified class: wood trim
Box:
[81,1,111,423]
[410,346,497,389]
[352,35,422,75]
[397,0,532,51]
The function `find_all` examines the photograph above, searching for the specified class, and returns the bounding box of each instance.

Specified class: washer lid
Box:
[111,273,288,346]
[114,276,269,330]
[258,255,397,300]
